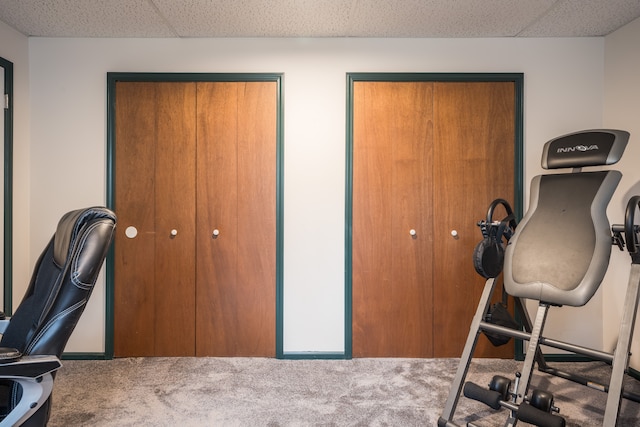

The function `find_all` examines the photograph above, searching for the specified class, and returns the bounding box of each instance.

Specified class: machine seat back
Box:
[503,130,629,306]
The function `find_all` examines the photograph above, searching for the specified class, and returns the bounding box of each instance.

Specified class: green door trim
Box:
[100,72,285,360]
[0,57,13,316]
[344,72,525,359]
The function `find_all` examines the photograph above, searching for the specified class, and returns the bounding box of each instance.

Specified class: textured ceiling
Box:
[0,0,639,38]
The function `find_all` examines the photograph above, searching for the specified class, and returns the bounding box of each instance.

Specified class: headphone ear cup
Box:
[473,237,505,279]
[473,238,491,278]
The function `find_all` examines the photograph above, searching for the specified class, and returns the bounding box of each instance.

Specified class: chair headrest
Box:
[53,207,117,266]
[541,129,629,170]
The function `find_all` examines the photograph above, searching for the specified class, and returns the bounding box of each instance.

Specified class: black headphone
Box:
[473,199,517,279]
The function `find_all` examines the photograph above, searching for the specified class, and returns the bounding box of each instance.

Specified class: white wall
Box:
[25,36,610,354]
[0,21,31,313]
[604,16,640,368]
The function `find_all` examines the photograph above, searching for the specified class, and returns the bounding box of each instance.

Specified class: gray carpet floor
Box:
[48,357,640,426]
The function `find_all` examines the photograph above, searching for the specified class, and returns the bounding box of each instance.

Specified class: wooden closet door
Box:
[432,82,515,358]
[351,80,515,358]
[352,81,435,357]
[236,82,277,356]
[114,80,276,357]
[114,82,197,356]
[195,82,277,356]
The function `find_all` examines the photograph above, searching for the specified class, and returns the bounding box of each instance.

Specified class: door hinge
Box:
[3,94,7,109]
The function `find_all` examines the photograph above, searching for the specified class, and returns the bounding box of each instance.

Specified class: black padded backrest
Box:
[0,207,116,356]
[503,129,628,307]
[542,129,628,169]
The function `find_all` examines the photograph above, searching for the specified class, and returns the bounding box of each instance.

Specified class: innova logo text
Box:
[557,145,599,153]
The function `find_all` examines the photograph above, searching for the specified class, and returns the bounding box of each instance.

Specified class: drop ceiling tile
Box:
[153,0,356,37]
[347,0,558,37]
[0,0,175,37]
[519,0,640,37]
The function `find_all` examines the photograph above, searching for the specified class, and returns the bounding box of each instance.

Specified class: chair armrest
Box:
[0,355,62,379]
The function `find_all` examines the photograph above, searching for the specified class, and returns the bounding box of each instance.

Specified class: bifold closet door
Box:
[352,81,435,357]
[352,80,515,358]
[114,81,277,357]
[432,82,515,358]
[195,82,277,357]
[114,82,197,356]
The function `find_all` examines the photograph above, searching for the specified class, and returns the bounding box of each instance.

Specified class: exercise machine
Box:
[439,129,640,426]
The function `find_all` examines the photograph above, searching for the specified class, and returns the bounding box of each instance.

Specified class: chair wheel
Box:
[530,389,554,413]
[489,375,511,401]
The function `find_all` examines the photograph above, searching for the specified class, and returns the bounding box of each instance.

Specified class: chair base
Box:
[0,355,61,427]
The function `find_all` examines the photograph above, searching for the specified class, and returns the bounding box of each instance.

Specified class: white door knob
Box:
[409,229,417,236]
[451,230,458,238]
[125,226,138,239]
[212,229,220,238]
[171,229,178,236]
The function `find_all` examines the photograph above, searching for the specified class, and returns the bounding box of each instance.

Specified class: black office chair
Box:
[439,129,640,426]
[0,207,116,427]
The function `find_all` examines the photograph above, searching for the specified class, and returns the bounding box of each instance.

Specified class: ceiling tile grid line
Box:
[147,0,180,38]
